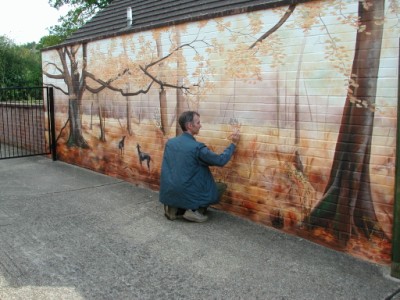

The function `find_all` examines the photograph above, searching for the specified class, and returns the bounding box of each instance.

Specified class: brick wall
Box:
[42,0,398,264]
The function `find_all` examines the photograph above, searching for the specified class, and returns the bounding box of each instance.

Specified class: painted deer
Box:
[137,143,151,171]
[118,136,126,156]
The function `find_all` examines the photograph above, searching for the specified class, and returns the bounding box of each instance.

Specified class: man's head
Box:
[179,111,201,135]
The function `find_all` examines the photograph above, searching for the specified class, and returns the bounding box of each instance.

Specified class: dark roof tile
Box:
[61,0,298,45]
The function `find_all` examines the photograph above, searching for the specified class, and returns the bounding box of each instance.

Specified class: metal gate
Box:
[0,87,56,160]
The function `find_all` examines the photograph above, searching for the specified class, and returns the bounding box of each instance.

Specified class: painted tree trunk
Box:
[67,98,89,148]
[126,94,132,135]
[98,101,106,142]
[65,44,89,148]
[175,29,185,136]
[156,35,169,135]
[308,0,385,244]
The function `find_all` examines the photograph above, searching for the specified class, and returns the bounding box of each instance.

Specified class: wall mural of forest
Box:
[42,0,399,264]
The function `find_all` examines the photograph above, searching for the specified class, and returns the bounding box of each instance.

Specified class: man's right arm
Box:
[198,143,236,167]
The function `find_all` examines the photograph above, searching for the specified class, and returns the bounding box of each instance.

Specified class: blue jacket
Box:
[159,132,236,210]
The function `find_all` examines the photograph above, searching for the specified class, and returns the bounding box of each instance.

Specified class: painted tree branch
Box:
[84,70,155,96]
[42,70,65,81]
[138,38,209,92]
[43,82,69,95]
[55,117,70,143]
[56,48,74,93]
[249,3,297,49]
[139,65,190,92]
[44,62,65,76]
[78,44,89,100]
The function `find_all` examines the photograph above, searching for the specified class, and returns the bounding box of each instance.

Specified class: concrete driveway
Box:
[0,156,399,299]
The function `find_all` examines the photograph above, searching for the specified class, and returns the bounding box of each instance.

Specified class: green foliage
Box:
[0,36,42,87]
[49,0,111,10]
[47,0,113,43]
[38,34,69,49]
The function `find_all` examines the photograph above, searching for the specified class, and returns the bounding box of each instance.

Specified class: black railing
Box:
[0,87,56,160]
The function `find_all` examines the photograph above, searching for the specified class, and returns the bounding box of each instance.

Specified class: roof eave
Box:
[42,0,305,51]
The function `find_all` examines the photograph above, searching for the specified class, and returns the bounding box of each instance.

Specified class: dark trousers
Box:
[164,182,228,219]
[216,182,228,203]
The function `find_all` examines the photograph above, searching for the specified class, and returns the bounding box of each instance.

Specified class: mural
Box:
[42,0,400,264]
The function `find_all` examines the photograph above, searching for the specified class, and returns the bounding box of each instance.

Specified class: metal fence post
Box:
[48,87,57,161]
[391,38,400,279]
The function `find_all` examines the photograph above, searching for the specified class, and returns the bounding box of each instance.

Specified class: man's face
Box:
[188,114,201,135]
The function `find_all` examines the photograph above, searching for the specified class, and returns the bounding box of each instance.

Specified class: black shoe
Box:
[198,206,208,215]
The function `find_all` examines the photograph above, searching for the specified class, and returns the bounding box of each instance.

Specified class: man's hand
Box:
[230,128,240,145]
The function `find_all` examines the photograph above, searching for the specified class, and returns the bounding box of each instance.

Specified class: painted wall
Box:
[42,0,399,264]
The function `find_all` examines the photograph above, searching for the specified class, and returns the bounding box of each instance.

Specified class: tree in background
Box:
[0,1,114,87]
[38,34,69,50]
[42,0,113,47]
[0,36,42,87]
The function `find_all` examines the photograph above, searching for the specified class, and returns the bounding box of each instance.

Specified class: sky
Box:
[0,0,70,44]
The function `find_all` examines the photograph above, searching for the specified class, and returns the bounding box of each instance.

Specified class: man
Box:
[159,111,240,223]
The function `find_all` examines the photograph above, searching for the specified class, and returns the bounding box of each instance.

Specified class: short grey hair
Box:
[178,111,200,131]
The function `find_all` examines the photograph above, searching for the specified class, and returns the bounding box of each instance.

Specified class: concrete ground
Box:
[0,156,399,300]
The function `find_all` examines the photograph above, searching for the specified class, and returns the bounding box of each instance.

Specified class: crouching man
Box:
[159,111,240,223]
